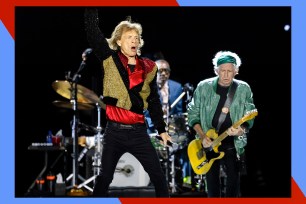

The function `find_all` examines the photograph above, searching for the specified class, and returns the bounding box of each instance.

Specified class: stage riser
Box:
[108,187,155,197]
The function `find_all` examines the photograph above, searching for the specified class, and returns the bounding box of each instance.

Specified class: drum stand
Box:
[77,103,103,192]
[167,86,192,194]
[194,174,207,193]
[169,153,177,193]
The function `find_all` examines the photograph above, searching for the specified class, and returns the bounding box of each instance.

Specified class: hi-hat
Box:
[52,80,98,104]
[52,100,94,111]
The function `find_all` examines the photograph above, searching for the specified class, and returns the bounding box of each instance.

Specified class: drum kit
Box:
[149,84,195,194]
[51,77,195,194]
[51,79,105,194]
[150,112,191,193]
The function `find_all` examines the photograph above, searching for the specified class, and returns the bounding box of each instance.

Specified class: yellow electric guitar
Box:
[188,109,258,175]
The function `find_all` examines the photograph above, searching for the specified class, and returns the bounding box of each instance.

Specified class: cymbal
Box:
[52,100,94,110]
[52,80,99,104]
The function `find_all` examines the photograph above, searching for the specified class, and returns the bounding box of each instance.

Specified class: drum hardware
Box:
[77,103,103,192]
[168,150,186,194]
[150,115,189,193]
[150,134,182,193]
[51,53,105,195]
[110,153,150,187]
[169,153,177,193]
[115,165,134,177]
[183,83,194,104]
[78,122,99,134]
[54,77,82,193]
[52,100,94,111]
[194,174,207,193]
[166,112,190,193]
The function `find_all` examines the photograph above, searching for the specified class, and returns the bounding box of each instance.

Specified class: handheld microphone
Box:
[155,135,179,151]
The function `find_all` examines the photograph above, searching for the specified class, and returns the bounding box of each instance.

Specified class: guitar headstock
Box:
[241,109,258,122]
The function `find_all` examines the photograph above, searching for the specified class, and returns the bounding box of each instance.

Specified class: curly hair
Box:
[212,50,241,75]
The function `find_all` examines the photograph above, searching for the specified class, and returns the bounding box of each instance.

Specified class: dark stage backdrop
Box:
[15,7,291,197]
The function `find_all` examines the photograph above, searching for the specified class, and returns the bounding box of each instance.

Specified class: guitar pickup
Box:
[197,149,205,159]
[197,160,207,169]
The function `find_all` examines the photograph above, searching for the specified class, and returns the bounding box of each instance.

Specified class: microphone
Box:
[155,135,179,151]
[69,48,93,82]
[82,48,93,61]
[184,83,194,92]
[72,48,93,82]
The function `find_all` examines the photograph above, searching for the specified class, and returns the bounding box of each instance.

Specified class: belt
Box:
[107,121,145,130]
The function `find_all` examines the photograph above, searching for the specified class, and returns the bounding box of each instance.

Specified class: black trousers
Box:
[92,121,169,197]
[205,148,240,197]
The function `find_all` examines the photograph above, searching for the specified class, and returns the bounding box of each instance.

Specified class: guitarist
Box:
[187,51,256,197]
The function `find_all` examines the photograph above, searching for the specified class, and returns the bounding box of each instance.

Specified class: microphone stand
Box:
[65,60,88,196]
[71,80,79,188]
[170,92,186,110]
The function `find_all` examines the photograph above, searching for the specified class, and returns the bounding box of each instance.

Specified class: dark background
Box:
[15,7,291,197]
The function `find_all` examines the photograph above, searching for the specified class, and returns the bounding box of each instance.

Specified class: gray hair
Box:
[212,51,241,75]
[107,18,144,56]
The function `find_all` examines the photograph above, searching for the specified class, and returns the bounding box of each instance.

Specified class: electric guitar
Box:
[188,109,258,175]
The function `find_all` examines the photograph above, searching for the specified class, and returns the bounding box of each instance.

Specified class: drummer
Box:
[145,58,183,133]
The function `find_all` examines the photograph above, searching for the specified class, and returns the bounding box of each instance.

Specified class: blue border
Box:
[0,0,305,204]
[291,0,306,195]
[0,20,15,203]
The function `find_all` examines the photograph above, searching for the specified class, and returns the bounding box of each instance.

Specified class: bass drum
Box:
[110,153,150,187]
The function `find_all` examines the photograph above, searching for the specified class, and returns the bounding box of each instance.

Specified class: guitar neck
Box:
[212,118,245,148]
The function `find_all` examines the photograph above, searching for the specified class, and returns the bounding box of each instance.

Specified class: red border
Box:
[120,179,305,204]
[2,0,305,203]
[0,0,179,39]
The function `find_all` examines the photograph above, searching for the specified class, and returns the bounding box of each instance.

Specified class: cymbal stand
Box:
[194,174,207,193]
[78,103,103,191]
[69,80,80,188]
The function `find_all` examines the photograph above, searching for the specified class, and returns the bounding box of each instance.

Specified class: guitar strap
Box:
[216,81,238,133]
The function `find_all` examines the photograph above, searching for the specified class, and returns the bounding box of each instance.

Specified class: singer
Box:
[84,8,171,197]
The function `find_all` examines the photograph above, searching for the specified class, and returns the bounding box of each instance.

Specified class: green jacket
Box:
[187,76,256,155]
